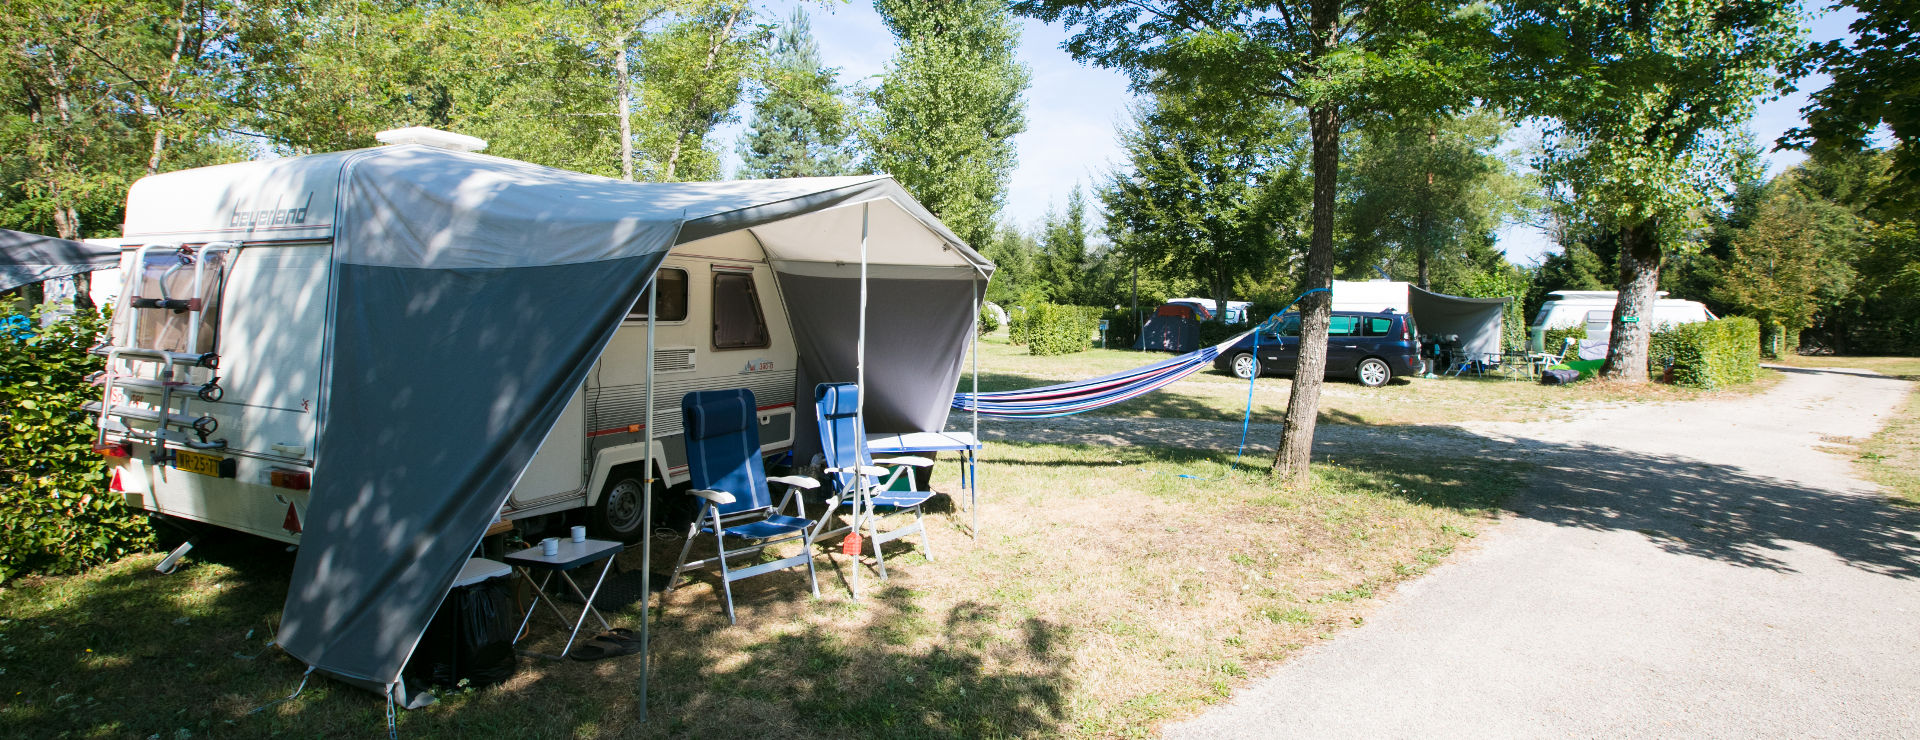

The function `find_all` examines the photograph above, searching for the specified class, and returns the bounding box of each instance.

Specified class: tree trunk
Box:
[663,7,743,182]
[1273,101,1340,486]
[1601,219,1661,381]
[615,30,634,181]
[148,0,193,176]
[1418,123,1435,289]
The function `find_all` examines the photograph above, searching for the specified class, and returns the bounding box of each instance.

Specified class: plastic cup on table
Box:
[541,538,559,557]
[570,525,586,543]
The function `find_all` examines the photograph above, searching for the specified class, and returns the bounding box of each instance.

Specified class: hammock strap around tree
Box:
[952,288,1328,419]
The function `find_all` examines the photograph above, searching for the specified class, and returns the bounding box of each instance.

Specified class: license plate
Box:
[173,449,234,478]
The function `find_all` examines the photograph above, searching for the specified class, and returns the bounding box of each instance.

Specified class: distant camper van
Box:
[1528,290,1716,351]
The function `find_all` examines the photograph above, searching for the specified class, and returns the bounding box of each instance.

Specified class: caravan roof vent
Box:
[374,127,488,153]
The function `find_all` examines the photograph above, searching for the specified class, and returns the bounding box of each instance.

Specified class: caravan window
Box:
[711,271,770,350]
[123,249,229,355]
[626,268,688,322]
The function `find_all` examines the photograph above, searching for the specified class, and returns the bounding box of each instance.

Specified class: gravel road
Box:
[1144,366,1920,738]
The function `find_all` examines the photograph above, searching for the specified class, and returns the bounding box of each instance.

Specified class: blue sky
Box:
[717,1,1863,266]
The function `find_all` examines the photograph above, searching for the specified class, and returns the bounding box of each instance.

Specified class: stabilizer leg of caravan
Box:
[155,538,197,575]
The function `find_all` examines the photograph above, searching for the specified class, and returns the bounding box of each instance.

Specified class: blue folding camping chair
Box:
[667,389,823,623]
[812,383,936,594]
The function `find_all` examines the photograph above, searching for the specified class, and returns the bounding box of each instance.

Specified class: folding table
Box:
[504,538,624,659]
[864,430,983,537]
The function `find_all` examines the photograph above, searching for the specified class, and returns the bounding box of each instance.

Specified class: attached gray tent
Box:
[239,146,990,708]
[0,228,119,292]
[1407,286,1509,358]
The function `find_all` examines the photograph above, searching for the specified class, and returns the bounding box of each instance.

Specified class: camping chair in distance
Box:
[666,389,823,624]
[811,382,936,596]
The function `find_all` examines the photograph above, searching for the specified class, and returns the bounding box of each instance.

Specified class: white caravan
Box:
[93,152,815,544]
[1527,290,1716,351]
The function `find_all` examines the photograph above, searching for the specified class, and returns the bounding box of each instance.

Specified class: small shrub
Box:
[1100,309,1141,349]
[978,305,1001,334]
[1018,303,1100,356]
[1647,316,1761,389]
[1,305,153,582]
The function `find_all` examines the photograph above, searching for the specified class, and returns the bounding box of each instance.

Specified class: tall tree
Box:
[1015,0,1489,484]
[1341,108,1530,289]
[1782,0,1920,204]
[1038,186,1092,303]
[737,7,858,179]
[638,0,761,181]
[1713,177,1862,356]
[1494,0,1802,381]
[1101,90,1308,324]
[869,0,1030,251]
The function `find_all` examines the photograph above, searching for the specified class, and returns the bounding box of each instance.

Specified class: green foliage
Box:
[1712,176,1865,355]
[1647,317,1760,390]
[1101,88,1308,320]
[1783,0,1920,205]
[868,0,1029,251]
[1,308,153,582]
[978,305,1000,334]
[1013,303,1099,356]
[1448,267,1532,352]
[1196,320,1243,348]
[1038,187,1094,303]
[737,8,858,178]
[1542,326,1587,356]
[1100,308,1142,349]
[1340,108,1533,288]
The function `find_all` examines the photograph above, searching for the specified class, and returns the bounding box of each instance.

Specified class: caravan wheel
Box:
[591,473,650,542]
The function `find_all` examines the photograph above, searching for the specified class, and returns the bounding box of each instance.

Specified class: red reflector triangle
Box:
[283,502,302,534]
[109,469,125,492]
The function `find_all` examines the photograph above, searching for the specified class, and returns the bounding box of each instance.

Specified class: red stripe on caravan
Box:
[583,402,795,437]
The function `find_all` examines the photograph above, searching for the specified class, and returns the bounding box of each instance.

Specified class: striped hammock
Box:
[952,330,1257,418]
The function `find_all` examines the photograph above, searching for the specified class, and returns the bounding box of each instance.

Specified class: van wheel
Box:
[591,470,650,542]
[1230,352,1261,379]
[1356,357,1392,387]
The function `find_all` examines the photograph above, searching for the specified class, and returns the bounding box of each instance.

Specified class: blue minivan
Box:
[1213,310,1423,387]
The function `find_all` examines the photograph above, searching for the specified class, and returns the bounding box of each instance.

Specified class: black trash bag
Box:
[1540,368,1581,385]
[404,576,519,689]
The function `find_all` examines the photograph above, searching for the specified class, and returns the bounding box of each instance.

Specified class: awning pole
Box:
[970,272,980,540]
[853,202,870,599]
[639,274,657,721]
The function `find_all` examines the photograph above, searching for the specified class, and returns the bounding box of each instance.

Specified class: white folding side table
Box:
[504,538,624,659]
[864,431,984,537]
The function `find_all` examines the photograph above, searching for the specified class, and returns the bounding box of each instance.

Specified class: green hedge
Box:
[1543,326,1587,355]
[1647,317,1761,390]
[1014,303,1100,356]
[978,305,1000,334]
[1,306,154,582]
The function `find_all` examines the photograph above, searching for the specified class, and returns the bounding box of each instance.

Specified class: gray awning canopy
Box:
[0,228,119,292]
[231,145,989,690]
[1408,285,1509,357]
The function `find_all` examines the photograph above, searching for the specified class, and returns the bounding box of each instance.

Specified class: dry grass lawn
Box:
[0,441,1522,738]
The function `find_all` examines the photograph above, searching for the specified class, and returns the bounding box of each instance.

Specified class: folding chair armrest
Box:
[827,465,893,478]
[767,475,819,490]
[872,456,933,468]
[688,489,735,505]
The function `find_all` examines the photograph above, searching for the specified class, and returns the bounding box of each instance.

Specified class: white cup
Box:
[541,538,559,557]
[570,525,586,543]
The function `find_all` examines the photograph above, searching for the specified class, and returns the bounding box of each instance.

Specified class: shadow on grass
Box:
[644,586,1070,737]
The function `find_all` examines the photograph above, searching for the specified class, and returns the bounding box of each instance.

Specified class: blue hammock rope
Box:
[953,288,1330,420]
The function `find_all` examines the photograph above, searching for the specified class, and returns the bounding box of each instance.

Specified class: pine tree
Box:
[737,7,856,179]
